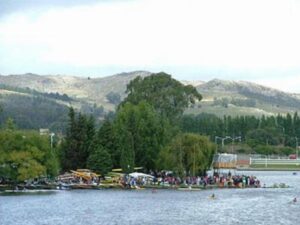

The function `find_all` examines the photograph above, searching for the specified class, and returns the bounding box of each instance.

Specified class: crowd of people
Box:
[119,171,261,189]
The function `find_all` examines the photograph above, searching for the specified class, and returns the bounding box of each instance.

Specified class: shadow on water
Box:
[0,190,58,196]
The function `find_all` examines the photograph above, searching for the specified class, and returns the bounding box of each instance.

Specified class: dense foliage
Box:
[115,102,165,172]
[106,91,121,105]
[60,108,95,171]
[158,133,215,176]
[180,112,300,154]
[87,145,112,175]
[60,73,206,175]
[0,84,72,102]
[122,72,202,122]
[213,97,256,108]
[0,89,106,132]
[0,94,69,132]
[0,130,59,183]
[3,71,299,183]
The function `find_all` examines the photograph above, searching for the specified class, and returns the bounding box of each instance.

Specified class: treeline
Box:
[0,95,107,132]
[0,94,69,132]
[0,72,214,183]
[60,72,215,176]
[213,97,256,108]
[80,102,107,119]
[180,113,300,154]
[0,84,72,102]
[238,87,300,108]
[106,91,121,105]
[7,71,299,183]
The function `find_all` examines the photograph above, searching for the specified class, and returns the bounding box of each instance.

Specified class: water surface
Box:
[1,171,299,225]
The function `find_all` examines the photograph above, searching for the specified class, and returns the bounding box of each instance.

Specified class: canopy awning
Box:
[129,172,154,179]
[112,167,143,172]
[212,153,237,169]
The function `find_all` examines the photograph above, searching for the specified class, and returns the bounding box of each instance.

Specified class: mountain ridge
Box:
[1,71,300,118]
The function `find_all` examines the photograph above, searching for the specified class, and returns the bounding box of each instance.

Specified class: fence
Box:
[250,158,300,167]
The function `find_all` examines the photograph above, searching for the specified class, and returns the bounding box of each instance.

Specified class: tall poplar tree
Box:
[60,108,95,171]
[93,120,119,168]
[114,102,164,172]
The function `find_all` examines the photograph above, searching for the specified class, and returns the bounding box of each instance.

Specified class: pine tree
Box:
[96,120,120,168]
[87,145,112,175]
[119,129,135,173]
[61,108,95,171]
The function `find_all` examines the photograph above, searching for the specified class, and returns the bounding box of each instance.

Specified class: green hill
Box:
[185,79,300,117]
[1,72,300,131]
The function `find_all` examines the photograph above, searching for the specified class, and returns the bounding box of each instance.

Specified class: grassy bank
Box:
[240,164,300,171]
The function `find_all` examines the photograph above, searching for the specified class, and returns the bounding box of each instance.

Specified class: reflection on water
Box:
[0,190,58,196]
[0,171,299,225]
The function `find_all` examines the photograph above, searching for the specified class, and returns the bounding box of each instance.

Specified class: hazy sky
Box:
[1,0,300,92]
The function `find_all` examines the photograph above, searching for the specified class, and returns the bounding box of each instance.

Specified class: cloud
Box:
[0,0,300,91]
[253,74,300,93]
[0,0,119,18]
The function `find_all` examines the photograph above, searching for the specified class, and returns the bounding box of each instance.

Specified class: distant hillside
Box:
[185,79,300,116]
[198,79,300,108]
[1,72,300,130]
[0,92,69,132]
[0,71,151,111]
[0,84,106,132]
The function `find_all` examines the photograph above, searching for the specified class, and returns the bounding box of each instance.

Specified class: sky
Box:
[0,0,300,92]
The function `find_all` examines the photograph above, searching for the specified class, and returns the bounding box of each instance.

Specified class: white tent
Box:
[129,172,154,179]
[212,153,237,169]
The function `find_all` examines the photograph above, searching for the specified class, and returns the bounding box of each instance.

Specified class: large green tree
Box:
[87,145,112,175]
[158,133,215,176]
[91,120,119,168]
[60,107,95,171]
[246,128,280,147]
[113,73,201,172]
[122,72,202,122]
[114,102,164,172]
[0,130,59,183]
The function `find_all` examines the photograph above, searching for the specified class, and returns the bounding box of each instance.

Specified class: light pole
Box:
[295,137,298,159]
[193,145,196,177]
[277,124,285,146]
[225,136,242,153]
[50,133,55,149]
[215,136,221,153]
[215,136,232,153]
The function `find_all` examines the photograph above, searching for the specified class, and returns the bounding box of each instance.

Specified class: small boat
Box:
[293,172,297,175]
[178,187,201,191]
[209,194,216,199]
[57,183,72,190]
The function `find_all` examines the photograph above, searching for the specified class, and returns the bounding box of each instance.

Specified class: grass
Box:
[250,164,300,169]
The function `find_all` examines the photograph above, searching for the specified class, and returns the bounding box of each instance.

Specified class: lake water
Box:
[1,171,299,225]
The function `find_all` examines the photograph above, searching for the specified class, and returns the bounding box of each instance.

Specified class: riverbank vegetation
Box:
[0,129,59,184]
[1,72,300,185]
[60,72,212,176]
[180,113,300,155]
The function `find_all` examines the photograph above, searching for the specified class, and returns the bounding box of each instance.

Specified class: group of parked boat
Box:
[1,169,295,193]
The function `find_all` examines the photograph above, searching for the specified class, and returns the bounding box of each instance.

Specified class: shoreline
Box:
[1,183,287,192]
[237,167,300,171]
